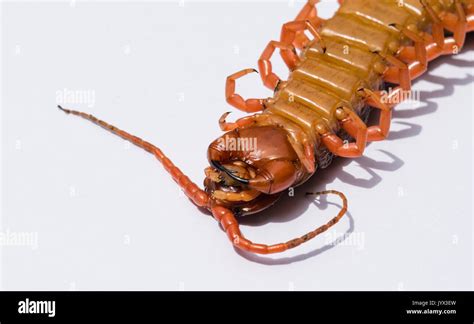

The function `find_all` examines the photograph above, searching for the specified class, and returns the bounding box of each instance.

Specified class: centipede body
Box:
[59,0,474,255]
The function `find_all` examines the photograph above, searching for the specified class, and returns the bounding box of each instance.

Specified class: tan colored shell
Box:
[263,0,433,149]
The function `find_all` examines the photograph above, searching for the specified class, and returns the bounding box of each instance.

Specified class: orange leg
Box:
[421,0,447,49]
[228,23,314,109]
[225,68,267,113]
[440,0,467,51]
[390,23,427,67]
[359,89,393,142]
[294,0,320,23]
[280,19,325,70]
[258,40,295,90]
[399,34,444,63]
[292,0,324,49]
[211,190,347,254]
[390,23,428,84]
[218,112,260,132]
[318,107,368,158]
[400,0,470,62]
[383,54,412,90]
[469,10,474,31]
[385,58,431,85]
[57,106,210,208]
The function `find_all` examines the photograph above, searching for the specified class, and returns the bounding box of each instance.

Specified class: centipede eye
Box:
[210,160,250,184]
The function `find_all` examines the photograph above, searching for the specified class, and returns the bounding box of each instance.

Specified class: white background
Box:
[1,0,473,290]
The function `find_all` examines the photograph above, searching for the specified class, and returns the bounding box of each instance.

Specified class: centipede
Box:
[58,0,474,255]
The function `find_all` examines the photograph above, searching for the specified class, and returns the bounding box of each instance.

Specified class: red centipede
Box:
[58,0,474,255]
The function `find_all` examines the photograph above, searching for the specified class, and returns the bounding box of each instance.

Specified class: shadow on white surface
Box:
[234,34,474,265]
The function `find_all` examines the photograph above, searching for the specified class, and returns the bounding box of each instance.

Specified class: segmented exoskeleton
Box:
[59,0,474,255]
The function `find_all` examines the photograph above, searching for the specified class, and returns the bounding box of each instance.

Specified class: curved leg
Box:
[290,0,325,49]
[280,19,325,70]
[440,0,467,51]
[317,107,368,158]
[227,40,300,111]
[421,0,447,49]
[382,54,412,90]
[211,190,347,254]
[294,0,320,23]
[400,0,470,62]
[390,23,427,67]
[258,40,295,90]
[385,57,432,85]
[359,89,393,142]
[225,68,267,113]
[218,112,261,132]
[469,11,474,31]
[398,33,444,63]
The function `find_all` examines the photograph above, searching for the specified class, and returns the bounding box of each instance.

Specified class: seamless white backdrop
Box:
[1,0,473,290]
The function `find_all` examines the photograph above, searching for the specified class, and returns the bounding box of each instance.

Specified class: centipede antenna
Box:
[211,189,348,254]
[285,190,348,248]
[57,105,210,208]
[306,190,348,215]
[57,105,70,113]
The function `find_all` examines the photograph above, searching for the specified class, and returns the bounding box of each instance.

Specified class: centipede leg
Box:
[218,112,260,132]
[294,0,320,24]
[258,40,295,90]
[291,0,325,50]
[469,5,474,31]
[382,55,412,90]
[225,68,267,113]
[358,89,393,142]
[318,107,368,158]
[440,0,467,52]
[57,106,210,208]
[390,23,427,68]
[385,62,429,88]
[398,34,442,63]
[211,190,347,254]
[280,19,325,70]
[401,0,469,63]
[421,0,448,49]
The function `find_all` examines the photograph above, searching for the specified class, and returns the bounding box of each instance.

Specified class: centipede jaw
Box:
[204,160,258,207]
[210,160,250,185]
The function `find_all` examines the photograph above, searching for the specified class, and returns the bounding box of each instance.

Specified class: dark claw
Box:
[57,105,69,114]
[210,160,250,184]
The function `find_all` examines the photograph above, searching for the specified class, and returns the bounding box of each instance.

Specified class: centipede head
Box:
[204,125,306,215]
